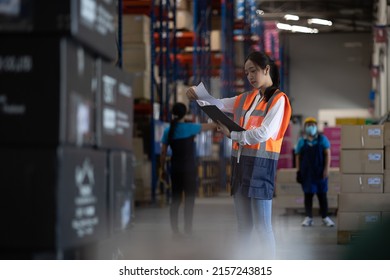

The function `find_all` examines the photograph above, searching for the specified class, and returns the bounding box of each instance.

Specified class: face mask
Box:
[305,125,317,136]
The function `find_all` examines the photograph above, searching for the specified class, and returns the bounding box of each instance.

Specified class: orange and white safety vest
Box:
[230,89,291,199]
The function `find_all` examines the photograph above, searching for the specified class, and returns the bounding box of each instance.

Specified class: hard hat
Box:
[304,117,317,124]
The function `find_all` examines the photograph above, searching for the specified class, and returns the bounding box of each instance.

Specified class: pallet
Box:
[337,230,364,244]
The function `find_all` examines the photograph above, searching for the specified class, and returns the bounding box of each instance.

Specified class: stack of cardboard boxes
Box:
[323,126,341,167]
[121,13,154,203]
[122,14,151,100]
[277,125,294,169]
[0,1,135,258]
[338,124,390,244]
[121,1,195,100]
[274,168,340,211]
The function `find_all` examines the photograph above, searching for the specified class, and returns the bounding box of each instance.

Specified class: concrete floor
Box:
[100,192,351,260]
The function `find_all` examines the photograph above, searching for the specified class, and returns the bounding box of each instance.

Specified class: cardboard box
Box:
[0,147,108,250]
[141,160,152,189]
[122,15,150,45]
[96,59,134,151]
[275,183,302,196]
[383,122,390,146]
[331,154,340,161]
[123,44,151,72]
[341,149,383,174]
[177,0,191,10]
[211,30,221,51]
[330,160,340,168]
[273,195,303,209]
[276,168,297,184]
[341,174,383,193]
[385,146,390,170]
[133,137,145,163]
[274,194,338,209]
[211,14,221,30]
[108,151,134,233]
[328,182,341,195]
[338,193,390,211]
[0,0,117,61]
[277,157,293,169]
[123,70,151,99]
[176,10,193,30]
[382,211,390,221]
[338,212,381,231]
[341,125,384,149]
[0,37,95,147]
[328,167,341,183]
[323,126,341,140]
[330,143,341,154]
[275,168,340,194]
[384,169,390,193]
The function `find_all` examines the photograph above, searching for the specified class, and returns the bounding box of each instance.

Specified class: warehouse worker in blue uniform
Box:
[295,117,335,227]
[160,102,216,237]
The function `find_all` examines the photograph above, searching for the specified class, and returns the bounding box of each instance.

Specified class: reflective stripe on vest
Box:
[231,146,280,159]
[232,89,291,160]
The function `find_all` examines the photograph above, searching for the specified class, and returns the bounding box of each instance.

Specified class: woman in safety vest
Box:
[186,51,292,259]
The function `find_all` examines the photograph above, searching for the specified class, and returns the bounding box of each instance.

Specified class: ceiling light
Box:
[291,25,319,33]
[284,14,299,21]
[308,18,332,26]
[277,23,292,31]
[277,23,318,34]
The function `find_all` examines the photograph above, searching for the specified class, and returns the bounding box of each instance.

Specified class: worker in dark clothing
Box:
[160,103,216,237]
[295,117,335,227]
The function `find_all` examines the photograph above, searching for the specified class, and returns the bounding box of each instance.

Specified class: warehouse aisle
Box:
[99,193,349,260]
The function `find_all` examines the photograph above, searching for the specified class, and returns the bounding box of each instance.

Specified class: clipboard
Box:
[200,105,245,132]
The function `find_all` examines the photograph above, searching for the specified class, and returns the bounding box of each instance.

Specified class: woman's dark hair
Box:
[245,51,280,102]
[167,102,187,144]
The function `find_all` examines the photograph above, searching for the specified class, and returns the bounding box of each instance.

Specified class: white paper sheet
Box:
[194,82,224,109]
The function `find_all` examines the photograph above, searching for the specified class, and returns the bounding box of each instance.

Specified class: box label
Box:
[81,0,97,26]
[103,107,116,130]
[368,128,381,136]
[0,55,33,73]
[365,215,380,223]
[368,177,382,185]
[368,153,382,161]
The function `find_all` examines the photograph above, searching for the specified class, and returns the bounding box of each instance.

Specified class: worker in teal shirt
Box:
[295,117,335,227]
[160,103,216,237]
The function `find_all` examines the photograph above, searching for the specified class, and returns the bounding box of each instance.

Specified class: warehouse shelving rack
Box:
[151,0,217,202]
[221,0,235,99]
[233,0,266,92]
[122,0,181,203]
[217,0,235,192]
[117,0,123,68]
[122,0,161,203]
[192,0,212,89]
[150,0,179,202]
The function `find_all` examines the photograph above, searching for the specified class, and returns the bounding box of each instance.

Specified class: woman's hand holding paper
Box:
[186,86,198,100]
